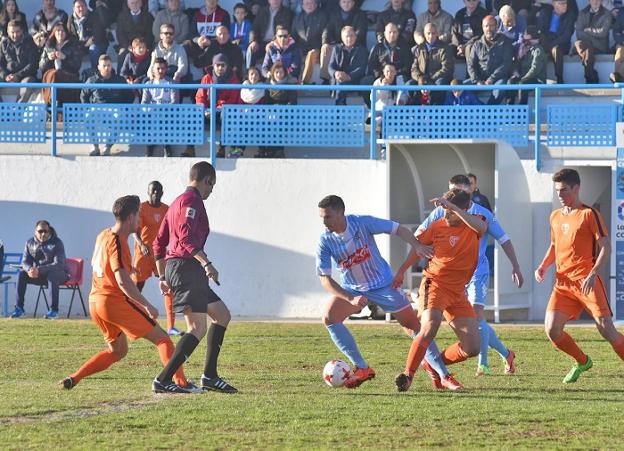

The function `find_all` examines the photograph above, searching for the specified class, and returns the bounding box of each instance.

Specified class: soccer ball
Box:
[323,359,351,387]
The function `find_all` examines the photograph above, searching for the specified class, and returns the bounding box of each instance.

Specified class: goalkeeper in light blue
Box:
[418,174,524,376]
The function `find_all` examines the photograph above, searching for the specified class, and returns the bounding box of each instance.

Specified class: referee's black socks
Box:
[204,324,227,379]
[157,333,200,384]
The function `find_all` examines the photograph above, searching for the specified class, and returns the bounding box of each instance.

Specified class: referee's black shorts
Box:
[165,258,221,314]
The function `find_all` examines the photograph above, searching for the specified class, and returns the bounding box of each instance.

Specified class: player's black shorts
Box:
[165,258,221,314]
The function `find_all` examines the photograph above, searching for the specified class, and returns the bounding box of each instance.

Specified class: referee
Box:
[152,162,237,394]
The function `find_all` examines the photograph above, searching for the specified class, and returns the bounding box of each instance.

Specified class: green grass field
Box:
[1,319,623,449]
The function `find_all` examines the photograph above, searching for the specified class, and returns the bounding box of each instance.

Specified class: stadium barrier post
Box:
[534,86,541,171]
[369,87,377,160]
[210,86,217,166]
[51,85,57,157]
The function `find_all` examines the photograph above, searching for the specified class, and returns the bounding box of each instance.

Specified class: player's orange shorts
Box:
[547,275,612,320]
[89,295,156,343]
[418,277,477,323]
[132,254,157,283]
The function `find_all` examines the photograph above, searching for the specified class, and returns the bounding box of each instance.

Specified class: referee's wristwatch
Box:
[203,261,212,270]
[159,275,166,281]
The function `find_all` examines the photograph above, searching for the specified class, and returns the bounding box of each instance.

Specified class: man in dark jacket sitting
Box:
[536,0,575,84]
[328,25,367,104]
[81,54,134,156]
[0,20,39,102]
[10,220,69,319]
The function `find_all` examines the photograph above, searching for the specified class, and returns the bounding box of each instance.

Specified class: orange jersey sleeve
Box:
[90,229,133,301]
[551,205,608,281]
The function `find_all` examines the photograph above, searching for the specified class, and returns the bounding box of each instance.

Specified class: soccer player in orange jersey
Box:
[132,181,181,336]
[394,189,487,392]
[59,195,199,394]
[535,168,624,383]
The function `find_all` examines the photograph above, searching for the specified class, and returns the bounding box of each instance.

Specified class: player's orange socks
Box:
[441,342,470,365]
[165,294,175,331]
[610,335,624,360]
[156,337,188,387]
[70,350,121,384]
[404,335,431,377]
[551,332,587,364]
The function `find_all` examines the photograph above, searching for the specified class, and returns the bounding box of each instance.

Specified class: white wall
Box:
[0,156,388,318]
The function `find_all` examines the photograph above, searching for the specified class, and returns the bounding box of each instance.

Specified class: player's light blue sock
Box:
[478,319,490,367]
[326,323,368,369]
[487,323,510,359]
[409,332,449,377]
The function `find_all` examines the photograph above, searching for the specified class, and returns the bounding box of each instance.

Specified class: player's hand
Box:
[139,243,151,256]
[349,295,367,310]
[205,263,219,285]
[534,266,545,283]
[414,242,433,259]
[430,196,454,210]
[145,303,159,320]
[581,272,596,296]
[391,271,405,289]
[512,266,524,288]
[159,279,171,295]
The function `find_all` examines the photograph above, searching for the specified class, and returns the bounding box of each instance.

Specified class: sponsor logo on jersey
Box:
[340,245,371,269]
[449,236,459,247]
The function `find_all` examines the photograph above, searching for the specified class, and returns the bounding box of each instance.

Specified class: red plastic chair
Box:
[35,257,88,318]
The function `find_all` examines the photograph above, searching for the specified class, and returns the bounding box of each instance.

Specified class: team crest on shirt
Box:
[561,223,570,234]
[154,214,161,222]
[186,207,196,219]
[449,236,459,247]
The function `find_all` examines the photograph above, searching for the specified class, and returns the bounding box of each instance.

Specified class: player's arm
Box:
[132,232,150,256]
[392,225,435,289]
[433,196,487,235]
[153,214,170,294]
[535,243,555,283]
[319,275,367,309]
[395,225,434,260]
[581,236,610,295]
[114,267,159,319]
[500,240,524,288]
[192,250,219,285]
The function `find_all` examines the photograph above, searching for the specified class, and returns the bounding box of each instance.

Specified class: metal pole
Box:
[534,86,541,171]
[51,85,57,157]
[369,88,377,159]
[210,86,217,166]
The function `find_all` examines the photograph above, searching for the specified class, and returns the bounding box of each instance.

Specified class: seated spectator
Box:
[444,78,483,104]
[612,4,624,81]
[230,3,252,53]
[375,0,416,46]
[0,20,39,103]
[496,5,527,55]
[410,22,454,105]
[260,61,295,158]
[362,22,412,102]
[509,26,546,104]
[0,0,27,39]
[0,239,9,283]
[192,53,241,158]
[238,66,266,157]
[574,0,612,84]
[116,0,155,72]
[320,0,367,83]
[184,0,231,68]
[67,0,109,69]
[414,0,453,45]
[536,0,575,84]
[121,36,151,83]
[40,22,82,107]
[466,15,513,104]
[148,23,188,82]
[328,25,367,105]
[194,25,244,76]
[261,25,302,81]
[81,54,134,156]
[452,0,488,59]
[152,0,190,44]
[89,0,122,29]
[10,220,69,319]
[293,0,327,84]
[247,0,293,70]
[148,0,185,16]
[371,63,407,125]
[142,57,179,156]
[31,0,69,48]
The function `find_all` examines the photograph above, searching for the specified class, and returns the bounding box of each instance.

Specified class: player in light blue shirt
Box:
[416,175,524,376]
[316,195,463,390]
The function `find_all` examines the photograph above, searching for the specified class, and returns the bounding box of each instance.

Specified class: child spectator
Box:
[121,37,151,84]
[370,62,407,125]
[141,57,179,157]
[444,79,483,105]
[230,3,251,52]
[259,61,295,158]
[237,66,266,158]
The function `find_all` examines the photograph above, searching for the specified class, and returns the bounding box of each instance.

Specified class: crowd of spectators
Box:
[0,0,623,156]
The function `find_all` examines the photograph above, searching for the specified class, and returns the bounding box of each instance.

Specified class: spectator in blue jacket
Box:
[230,3,251,52]
[444,78,483,104]
[261,25,302,81]
[81,54,134,156]
[328,25,367,104]
[10,220,69,319]
[536,0,575,84]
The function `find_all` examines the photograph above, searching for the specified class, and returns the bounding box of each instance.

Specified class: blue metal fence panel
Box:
[62,104,205,145]
[0,103,47,143]
[547,104,617,146]
[221,105,366,147]
[382,105,530,147]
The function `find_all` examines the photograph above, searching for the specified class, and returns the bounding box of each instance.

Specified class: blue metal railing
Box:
[0,81,620,170]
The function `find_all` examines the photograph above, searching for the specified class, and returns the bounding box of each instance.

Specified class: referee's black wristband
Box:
[159,275,166,281]
[203,261,212,270]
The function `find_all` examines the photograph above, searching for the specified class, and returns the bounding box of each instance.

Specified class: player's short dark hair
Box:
[552,168,580,187]
[318,195,345,212]
[233,2,247,12]
[112,195,140,221]
[449,174,471,186]
[467,173,477,181]
[148,180,163,191]
[35,219,50,229]
[190,161,216,182]
[443,188,470,210]
[153,57,167,67]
